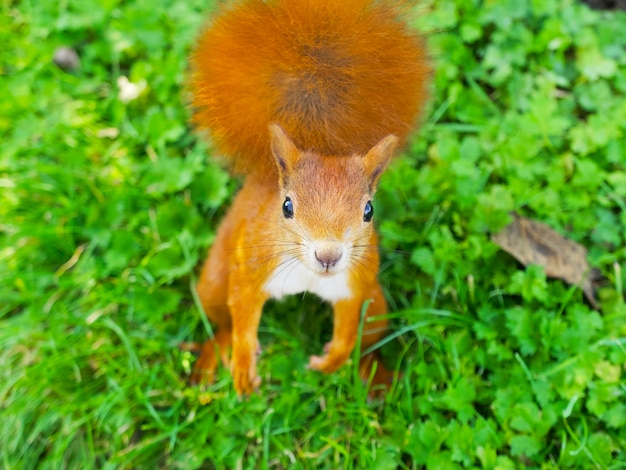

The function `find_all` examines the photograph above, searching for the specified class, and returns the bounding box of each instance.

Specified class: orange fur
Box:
[188,0,430,396]
[191,0,430,178]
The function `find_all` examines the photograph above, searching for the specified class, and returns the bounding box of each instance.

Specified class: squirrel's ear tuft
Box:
[363,134,398,192]
[269,123,300,186]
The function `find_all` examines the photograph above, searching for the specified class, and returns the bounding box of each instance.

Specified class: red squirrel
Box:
[187,0,430,396]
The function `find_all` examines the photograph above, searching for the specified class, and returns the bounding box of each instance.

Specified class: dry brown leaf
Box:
[492,213,599,309]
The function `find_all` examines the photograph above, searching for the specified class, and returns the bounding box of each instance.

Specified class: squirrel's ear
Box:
[269,123,300,185]
[363,134,398,192]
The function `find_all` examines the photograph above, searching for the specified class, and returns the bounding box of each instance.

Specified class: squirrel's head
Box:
[269,123,397,278]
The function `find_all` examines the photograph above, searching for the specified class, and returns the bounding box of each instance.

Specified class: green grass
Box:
[2,0,626,468]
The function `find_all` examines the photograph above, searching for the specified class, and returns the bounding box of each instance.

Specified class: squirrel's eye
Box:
[282,197,294,219]
[363,200,374,222]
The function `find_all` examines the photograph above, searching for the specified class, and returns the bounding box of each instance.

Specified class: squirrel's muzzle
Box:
[314,245,344,271]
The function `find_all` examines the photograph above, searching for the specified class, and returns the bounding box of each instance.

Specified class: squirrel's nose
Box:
[315,249,343,270]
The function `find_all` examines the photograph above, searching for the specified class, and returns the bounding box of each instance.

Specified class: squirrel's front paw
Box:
[308,344,351,374]
[230,348,261,397]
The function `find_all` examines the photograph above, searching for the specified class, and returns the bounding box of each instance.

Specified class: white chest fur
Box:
[263,258,352,304]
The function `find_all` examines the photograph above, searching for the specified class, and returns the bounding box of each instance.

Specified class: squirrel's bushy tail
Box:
[191,0,430,178]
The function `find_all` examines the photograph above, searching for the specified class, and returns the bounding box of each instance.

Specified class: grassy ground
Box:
[2,0,626,468]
